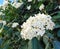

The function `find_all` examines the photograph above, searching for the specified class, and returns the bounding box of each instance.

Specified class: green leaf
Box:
[0,40,11,49]
[57,30,60,37]
[0,23,3,29]
[46,33,54,39]
[54,24,60,29]
[28,37,43,49]
[53,12,60,20]
[3,45,12,49]
[45,42,49,49]
[43,35,49,45]
[0,38,3,46]
[53,40,60,49]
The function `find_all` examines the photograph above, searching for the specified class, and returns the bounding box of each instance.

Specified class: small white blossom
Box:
[2,0,9,10]
[46,20,55,30]
[2,21,6,25]
[28,0,32,2]
[59,6,60,9]
[27,5,31,10]
[0,20,6,25]
[0,28,3,33]
[12,22,19,28]
[21,13,55,40]
[12,2,23,8]
[12,0,23,8]
[39,4,44,10]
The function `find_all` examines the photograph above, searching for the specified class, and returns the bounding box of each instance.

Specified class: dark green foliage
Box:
[53,40,60,49]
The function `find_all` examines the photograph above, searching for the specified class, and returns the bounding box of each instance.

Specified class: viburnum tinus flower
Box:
[0,20,6,25]
[59,6,60,9]
[39,4,45,10]
[12,22,19,28]
[21,13,55,40]
[12,0,23,8]
[27,5,31,10]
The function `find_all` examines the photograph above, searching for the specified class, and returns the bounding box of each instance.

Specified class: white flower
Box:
[0,20,6,25]
[46,20,55,30]
[59,6,60,9]
[28,0,32,2]
[21,13,55,40]
[27,5,31,10]
[12,22,19,28]
[2,21,6,25]
[35,13,55,30]
[39,4,44,10]
[12,2,23,8]
[2,0,9,10]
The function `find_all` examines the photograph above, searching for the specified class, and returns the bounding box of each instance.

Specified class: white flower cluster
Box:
[21,13,55,40]
[12,2,23,8]
[12,0,23,8]
[0,0,23,9]
[0,20,6,25]
[27,5,31,10]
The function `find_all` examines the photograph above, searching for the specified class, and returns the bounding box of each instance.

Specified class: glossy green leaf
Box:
[28,37,43,49]
[53,40,60,49]
[57,30,60,37]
